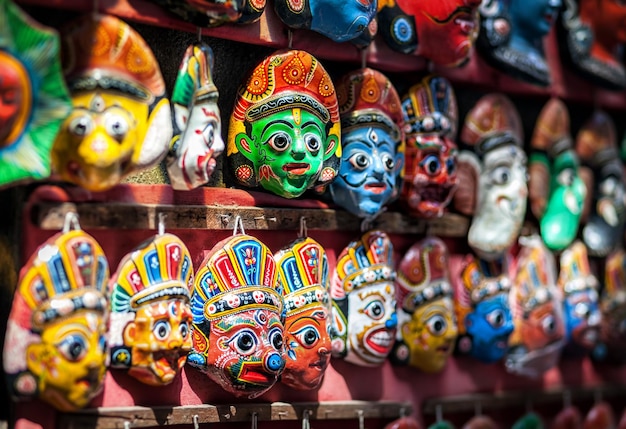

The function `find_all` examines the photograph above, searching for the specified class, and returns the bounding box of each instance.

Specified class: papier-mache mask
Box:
[108,233,194,386]
[330,230,397,366]
[149,0,260,26]
[400,75,458,219]
[0,0,72,187]
[456,93,527,261]
[529,98,586,252]
[166,42,224,190]
[329,67,405,220]
[51,14,172,192]
[275,236,331,390]
[4,220,109,411]
[227,49,341,199]
[377,0,482,67]
[273,0,376,43]
[391,237,458,373]
[188,234,285,398]
[505,235,565,378]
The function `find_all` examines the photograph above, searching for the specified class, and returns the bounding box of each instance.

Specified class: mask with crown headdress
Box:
[4,225,109,411]
[391,237,457,373]
[275,236,331,390]
[150,0,265,26]
[330,230,397,366]
[108,233,194,386]
[188,234,285,398]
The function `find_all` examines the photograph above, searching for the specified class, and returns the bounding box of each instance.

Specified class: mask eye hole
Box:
[486,309,506,328]
[232,330,258,355]
[105,114,129,141]
[421,154,441,176]
[153,320,172,341]
[292,326,320,348]
[57,334,88,362]
[426,314,448,336]
[69,116,94,137]
[180,322,190,339]
[541,315,557,335]
[304,134,321,153]
[382,153,395,172]
[269,328,283,351]
[268,132,291,152]
[363,299,385,320]
[349,152,370,170]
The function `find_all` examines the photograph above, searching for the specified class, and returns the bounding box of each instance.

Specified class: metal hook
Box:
[357,410,364,429]
[158,212,166,235]
[197,27,202,42]
[399,407,407,418]
[62,211,81,233]
[193,415,200,429]
[251,412,258,429]
[360,46,368,69]
[474,401,482,417]
[287,29,293,49]
[124,422,131,429]
[563,390,572,408]
[233,215,246,236]
[435,405,443,423]
[299,217,308,238]
[302,410,311,429]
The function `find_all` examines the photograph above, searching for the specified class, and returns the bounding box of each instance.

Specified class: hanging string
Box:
[193,415,199,429]
[287,29,293,49]
[357,410,364,429]
[251,412,258,429]
[62,212,81,233]
[158,212,166,235]
[299,217,308,238]
[302,410,311,429]
[233,215,246,236]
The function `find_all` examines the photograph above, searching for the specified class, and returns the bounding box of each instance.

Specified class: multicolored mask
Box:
[529,98,586,252]
[557,240,601,352]
[273,0,376,43]
[108,233,194,386]
[392,237,458,373]
[457,94,527,261]
[377,0,482,67]
[0,0,72,187]
[505,235,565,378]
[166,42,224,190]
[149,0,246,26]
[188,234,284,398]
[4,226,109,411]
[51,14,172,192]
[328,67,405,219]
[227,49,341,199]
[455,256,514,363]
[400,75,459,219]
[330,230,397,366]
[576,111,625,257]
[275,237,331,390]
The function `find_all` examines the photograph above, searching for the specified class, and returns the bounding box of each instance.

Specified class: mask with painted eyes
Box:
[149,0,265,26]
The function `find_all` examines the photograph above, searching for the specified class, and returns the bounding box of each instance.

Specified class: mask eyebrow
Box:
[261,119,293,137]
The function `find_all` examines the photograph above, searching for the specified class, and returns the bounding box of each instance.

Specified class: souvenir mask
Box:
[273,0,376,43]
[576,111,625,257]
[400,75,458,219]
[529,98,586,252]
[275,237,331,390]
[557,240,601,351]
[149,0,246,26]
[51,14,172,192]
[188,234,284,398]
[392,237,458,373]
[505,235,565,378]
[166,42,225,190]
[330,230,397,366]
[0,0,72,187]
[227,49,341,199]
[108,233,194,386]
[455,256,514,363]
[457,94,527,261]
[4,226,109,411]
[377,0,482,67]
[512,413,543,429]
[328,68,405,219]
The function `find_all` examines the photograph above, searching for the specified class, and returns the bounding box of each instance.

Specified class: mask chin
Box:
[505,339,565,378]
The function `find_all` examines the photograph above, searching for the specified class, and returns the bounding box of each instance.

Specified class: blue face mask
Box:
[465,293,514,362]
[563,289,601,349]
[508,0,562,50]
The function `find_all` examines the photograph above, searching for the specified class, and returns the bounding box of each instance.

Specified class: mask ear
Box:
[453,151,481,216]
[123,321,137,346]
[132,98,172,169]
[528,154,550,220]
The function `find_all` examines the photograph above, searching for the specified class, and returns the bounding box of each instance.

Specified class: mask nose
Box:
[385,312,397,329]
[264,352,285,373]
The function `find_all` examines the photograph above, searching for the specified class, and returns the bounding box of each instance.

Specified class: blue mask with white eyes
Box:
[465,293,514,362]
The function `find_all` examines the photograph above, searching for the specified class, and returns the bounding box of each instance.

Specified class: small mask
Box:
[4,225,109,411]
[166,42,225,190]
[477,0,561,86]
[400,75,459,219]
[108,233,194,386]
[0,0,72,187]
[455,256,514,363]
[149,0,246,26]
[456,93,527,260]
[188,234,285,398]
[51,14,172,192]
[329,67,405,219]
[227,49,341,199]
[529,98,586,252]
[392,237,458,373]
[275,236,331,390]
[377,0,482,67]
[505,235,565,378]
[330,230,397,366]
[273,0,376,43]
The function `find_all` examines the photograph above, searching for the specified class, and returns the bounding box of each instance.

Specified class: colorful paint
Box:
[150,0,245,26]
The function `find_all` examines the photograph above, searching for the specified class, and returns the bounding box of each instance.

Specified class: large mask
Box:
[4,224,109,411]
[275,236,331,390]
[150,0,265,26]
[273,0,376,43]
[227,49,341,199]
[108,233,194,386]
[391,237,458,373]
[477,0,561,86]
[51,14,172,192]
[505,235,565,378]
[456,94,527,261]
[330,230,397,366]
[529,98,586,252]
[0,0,72,187]
[166,42,225,190]
[328,67,405,220]
[377,0,482,67]
[400,75,458,219]
[188,234,284,398]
